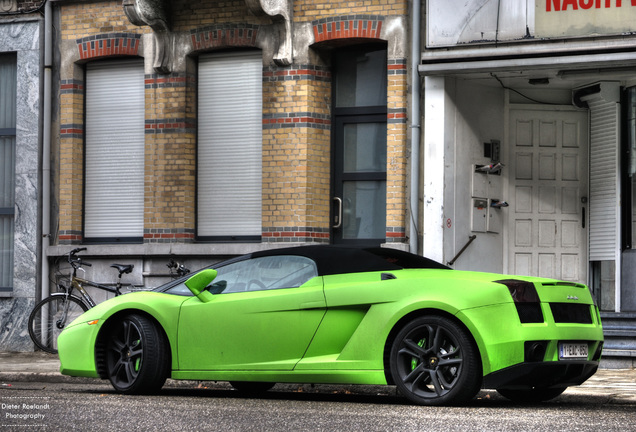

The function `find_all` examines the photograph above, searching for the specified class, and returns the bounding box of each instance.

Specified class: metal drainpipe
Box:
[409,0,421,254]
[41,0,53,301]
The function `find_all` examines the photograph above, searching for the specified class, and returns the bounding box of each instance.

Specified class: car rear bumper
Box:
[482,360,599,390]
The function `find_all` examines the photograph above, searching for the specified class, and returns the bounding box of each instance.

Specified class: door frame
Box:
[504,104,590,283]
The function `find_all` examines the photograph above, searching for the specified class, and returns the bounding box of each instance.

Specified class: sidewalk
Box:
[1,352,635,402]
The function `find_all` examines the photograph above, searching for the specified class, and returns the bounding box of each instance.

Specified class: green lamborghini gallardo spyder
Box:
[57,246,603,406]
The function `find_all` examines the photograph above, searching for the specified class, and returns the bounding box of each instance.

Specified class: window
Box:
[162,255,318,296]
[84,60,144,242]
[213,256,318,293]
[0,54,16,292]
[197,51,262,241]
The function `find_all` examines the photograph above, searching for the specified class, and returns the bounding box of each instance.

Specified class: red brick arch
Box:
[76,34,141,60]
[190,24,260,51]
[312,16,384,43]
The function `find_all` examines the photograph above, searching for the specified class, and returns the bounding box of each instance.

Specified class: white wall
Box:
[424,77,505,272]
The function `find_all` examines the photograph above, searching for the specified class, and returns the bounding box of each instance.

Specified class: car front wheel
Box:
[389,315,482,406]
[105,313,170,394]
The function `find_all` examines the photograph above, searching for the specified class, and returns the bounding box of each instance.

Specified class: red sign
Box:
[547,0,636,11]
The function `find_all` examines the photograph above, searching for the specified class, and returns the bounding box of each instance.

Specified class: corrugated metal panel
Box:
[587,96,620,261]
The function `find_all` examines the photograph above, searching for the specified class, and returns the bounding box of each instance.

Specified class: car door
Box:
[177,255,326,371]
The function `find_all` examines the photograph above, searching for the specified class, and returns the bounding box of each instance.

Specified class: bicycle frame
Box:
[42,269,125,341]
[68,276,122,309]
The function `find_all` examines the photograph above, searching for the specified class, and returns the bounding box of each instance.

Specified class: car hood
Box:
[62,291,189,331]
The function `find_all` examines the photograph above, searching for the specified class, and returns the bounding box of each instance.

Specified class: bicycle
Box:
[28,248,191,354]
[28,247,136,354]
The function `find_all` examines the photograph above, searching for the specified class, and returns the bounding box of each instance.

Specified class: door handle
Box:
[582,206,586,229]
[581,197,587,229]
[333,197,342,229]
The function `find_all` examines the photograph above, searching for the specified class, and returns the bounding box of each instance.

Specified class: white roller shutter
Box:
[84,60,144,240]
[198,51,262,238]
[584,88,620,261]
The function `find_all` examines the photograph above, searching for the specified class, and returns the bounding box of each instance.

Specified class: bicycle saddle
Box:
[111,264,134,274]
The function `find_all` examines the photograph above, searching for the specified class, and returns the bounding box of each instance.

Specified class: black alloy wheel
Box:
[105,313,170,394]
[389,315,482,406]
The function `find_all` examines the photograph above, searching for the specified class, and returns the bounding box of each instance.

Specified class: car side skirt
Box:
[171,370,388,385]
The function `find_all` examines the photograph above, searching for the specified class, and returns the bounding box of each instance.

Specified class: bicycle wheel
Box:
[28,294,89,354]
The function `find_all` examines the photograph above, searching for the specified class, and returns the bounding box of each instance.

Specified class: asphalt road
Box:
[1,381,634,432]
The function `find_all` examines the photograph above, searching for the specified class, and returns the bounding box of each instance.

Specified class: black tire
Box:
[105,313,170,394]
[28,294,89,354]
[389,315,482,406]
[497,387,567,403]
[230,381,276,393]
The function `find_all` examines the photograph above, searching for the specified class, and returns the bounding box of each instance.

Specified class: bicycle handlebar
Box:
[167,258,190,277]
[68,247,91,268]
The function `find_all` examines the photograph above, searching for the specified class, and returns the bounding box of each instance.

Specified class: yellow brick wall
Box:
[387,59,408,241]
[58,84,84,242]
[56,0,409,245]
[60,1,148,39]
[294,0,407,20]
[262,68,332,242]
[143,75,197,241]
[171,0,268,30]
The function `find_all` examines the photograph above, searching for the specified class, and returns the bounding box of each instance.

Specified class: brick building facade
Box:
[47,0,412,291]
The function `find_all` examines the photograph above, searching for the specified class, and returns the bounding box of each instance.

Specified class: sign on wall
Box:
[427,0,636,47]
[536,0,636,38]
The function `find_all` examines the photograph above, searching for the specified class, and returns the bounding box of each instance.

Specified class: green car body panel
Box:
[57,246,603,402]
[58,292,187,377]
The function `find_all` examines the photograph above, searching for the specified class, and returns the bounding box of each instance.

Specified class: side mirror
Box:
[185,269,217,303]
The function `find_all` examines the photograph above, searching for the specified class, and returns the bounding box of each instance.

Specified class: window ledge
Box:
[46,242,316,258]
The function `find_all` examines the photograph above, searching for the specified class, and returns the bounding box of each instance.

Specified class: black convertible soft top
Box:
[251,245,450,276]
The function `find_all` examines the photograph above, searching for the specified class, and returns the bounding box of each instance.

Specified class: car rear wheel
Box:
[230,381,276,393]
[496,387,567,403]
[389,315,482,406]
[105,313,170,394]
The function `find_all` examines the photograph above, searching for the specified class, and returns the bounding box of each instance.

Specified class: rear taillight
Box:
[499,279,540,302]
[496,279,544,323]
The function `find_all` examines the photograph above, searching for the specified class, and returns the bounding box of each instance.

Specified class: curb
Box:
[0,372,99,385]
[0,372,209,388]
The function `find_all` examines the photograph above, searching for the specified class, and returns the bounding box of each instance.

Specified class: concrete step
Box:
[599,312,636,368]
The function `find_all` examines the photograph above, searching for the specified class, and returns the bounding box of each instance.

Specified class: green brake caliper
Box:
[411,339,425,370]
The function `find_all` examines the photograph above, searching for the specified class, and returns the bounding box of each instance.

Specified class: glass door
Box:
[332,45,387,246]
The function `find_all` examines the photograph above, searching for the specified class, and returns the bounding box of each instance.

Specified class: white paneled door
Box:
[508,107,589,283]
